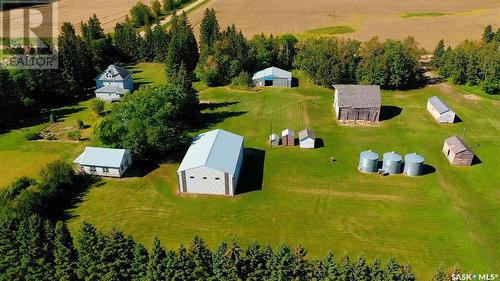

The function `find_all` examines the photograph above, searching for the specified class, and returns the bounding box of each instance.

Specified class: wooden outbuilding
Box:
[333,85,381,124]
[281,129,295,146]
[299,129,315,149]
[427,96,456,123]
[443,135,475,166]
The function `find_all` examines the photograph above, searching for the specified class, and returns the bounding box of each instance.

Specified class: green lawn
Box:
[401,12,449,18]
[295,25,356,40]
[0,67,498,279]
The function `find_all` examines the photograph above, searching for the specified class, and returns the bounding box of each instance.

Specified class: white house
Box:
[252,67,292,87]
[177,129,244,196]
[95,64,134,102]
[73,147,132,178]
[427,96,456,123]
[299,129,316,149]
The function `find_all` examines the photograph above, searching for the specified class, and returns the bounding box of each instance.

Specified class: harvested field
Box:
[187,0,500,50]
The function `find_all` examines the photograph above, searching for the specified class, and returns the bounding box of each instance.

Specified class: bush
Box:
[76,119,84,129]
[130,1,155,27]
[67,131,82,141]
[89,98,105,115]
[24,130,40,141]
[231,71,253,87]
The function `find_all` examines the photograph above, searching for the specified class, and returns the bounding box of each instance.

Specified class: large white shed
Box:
[177,129,244,196]
[252,67,292,87]
[299,129,316,149]
[73,147,132,177]
[427,96,456,123]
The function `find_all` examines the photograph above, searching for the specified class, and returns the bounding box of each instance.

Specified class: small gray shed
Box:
[443,135,474,166]
[333,85,381,123]
[427,96,456,123]
[252,67,292,88]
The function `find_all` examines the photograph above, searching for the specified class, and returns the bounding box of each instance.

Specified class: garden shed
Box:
[73,147,132,178]
[281,129,295,146]
[299,129,315,149]
[443,135,474,166]
[427,96,456,123]
[252,67,292,88]
[269,133,279,147]
[333,85,381,123]
[177,129,244,196]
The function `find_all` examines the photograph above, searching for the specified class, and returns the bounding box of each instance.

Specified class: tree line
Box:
[431,24,500,95]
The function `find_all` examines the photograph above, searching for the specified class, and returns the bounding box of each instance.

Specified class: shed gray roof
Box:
[73,147,129,168]
[445,135,473,154]
[333,85,381,108]
[428,96,452,114]
[177,129,244,175]
[97,64,131,81]
[299,129,315,141]
[95,85,128,95]
[253,67,292,80]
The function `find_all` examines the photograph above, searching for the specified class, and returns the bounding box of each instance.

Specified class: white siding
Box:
[182,166,230,195]
[96,92,123,102]
[427,100,456,123]
[77,165,122,177]
[300,138,315,149]
[334,90,340,118]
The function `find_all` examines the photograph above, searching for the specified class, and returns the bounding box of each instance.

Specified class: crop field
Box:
[187,0,500,50]
[0,63,498,278]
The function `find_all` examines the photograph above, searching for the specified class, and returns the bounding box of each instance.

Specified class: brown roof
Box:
[333,85,381,108]
[445,135,474,154]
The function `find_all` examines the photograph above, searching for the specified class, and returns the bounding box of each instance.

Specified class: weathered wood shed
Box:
[427,96,456,123]
[299,129,315,149]
[443,135,475,166]
[281,129,295,146]
[333,85,381,124]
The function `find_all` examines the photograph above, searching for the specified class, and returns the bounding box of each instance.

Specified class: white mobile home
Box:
[427,96,456,123]
[299,129,316,149]
[73,147,132,177]
[177,129,244,196]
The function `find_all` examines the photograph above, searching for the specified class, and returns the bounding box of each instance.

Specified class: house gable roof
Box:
[177,129,244,175]
[97,64,131,81]
[445,135,474,155]
[333,85,381,108]
[299,129,315,141]
[253,67,292,80]
[73,147,128,168]
[428,96,453,114]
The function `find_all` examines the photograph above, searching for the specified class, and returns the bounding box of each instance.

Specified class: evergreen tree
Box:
[244,241,269,281]
[431,39,446,68]
[113,23,144,61]
[482,24,494,43]
[0,220,22,280]
[102,228,135,280]
[291,244,310,280]
[0,67,24,130]
[277,34,298,69]
[199,8,220,56]
[77,222,102,280]
[151,0,162,19]
[163,0,176,12]
[321,252,339,281]
[165,12,199,78]
[150,25,170,62]
[400,264,416,281]
[338,255,353,281]
[370,258,385,281]
[173,245,194,280]
[270,244,294,281]
[384,257,402,281]
[131,243,149,281]
[146,237,167,280]
[352,255,370,281]
[188,236,213,280]
[81,14,105,43]
[53,221,77,281]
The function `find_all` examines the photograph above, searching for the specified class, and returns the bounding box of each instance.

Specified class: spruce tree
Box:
[400,264,416,281]
[291,244,310,280]
[338,255,353,281]
[146,237,167,280]
[482,24,494,43]
[199,8,220,56]
[173,245,194,280]
[245,241,268,281]
[131,243,149,281]
[384,257,402,281]
[188,236,213,280]
[165,12,199,78]
[270,244,294,281]
[352,255,370,281]
[321,252,339,281]
[0,220,22,280]
[370,258,385,281]
[431,39,446,68]
[53,221,77,281]
[77,222,101,280]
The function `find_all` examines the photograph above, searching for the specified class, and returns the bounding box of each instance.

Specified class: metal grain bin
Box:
[358,150,379,173]
[382,151,402,174]
[404,153,424,176]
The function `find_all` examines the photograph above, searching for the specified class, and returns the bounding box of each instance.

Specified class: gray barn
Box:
[252,67,292,88]
[443,135,475,166]
[333,85,381,123]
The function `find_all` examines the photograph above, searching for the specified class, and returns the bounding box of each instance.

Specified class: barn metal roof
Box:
[445,135,473,154]
[73,147,128,168]
[299,129,315,141]
[428,96,452,114]
[333,85,381,108]
[252,67,292,80]
[95,85,128,94]
[97,64,131,81]
[177,129,244,175]
[281,128,295,137]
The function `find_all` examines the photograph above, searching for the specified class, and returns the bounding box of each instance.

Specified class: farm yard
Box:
[0,63,498,278]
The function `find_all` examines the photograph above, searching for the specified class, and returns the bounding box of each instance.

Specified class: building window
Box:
[103,167,109,173]
[215,177,220,180]
[90,166,96,172]
[190,176,194,179]
[203,177,207,179]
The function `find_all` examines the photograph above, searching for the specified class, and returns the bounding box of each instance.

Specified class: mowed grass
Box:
[0,66,498,278]
[401,12,449,18]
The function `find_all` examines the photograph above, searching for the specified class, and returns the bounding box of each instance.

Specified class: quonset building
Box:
[252,67,292,88]
[177,129,244,196]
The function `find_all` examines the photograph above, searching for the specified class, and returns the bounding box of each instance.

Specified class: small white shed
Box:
[299,129,316,149]
[73,147,132,177]
[177,129,244,196]
[269,133,279,147]
[427,96,456,123]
